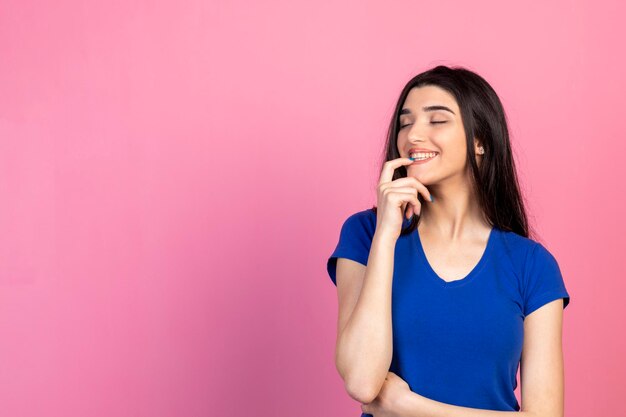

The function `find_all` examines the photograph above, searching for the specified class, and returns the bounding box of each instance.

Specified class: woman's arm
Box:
[335,229,397,404]
[399,393,540,417]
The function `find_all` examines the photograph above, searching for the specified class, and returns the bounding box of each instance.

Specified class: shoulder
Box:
[503,231,558,269]
[326,208,377,285]
[494,228,557,279]
[339,207,377,236]
[495,227,543,262]
[347,207,376,227]
[495,228,569,306]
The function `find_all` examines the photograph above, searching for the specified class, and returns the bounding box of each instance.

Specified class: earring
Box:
[477,147,485,155]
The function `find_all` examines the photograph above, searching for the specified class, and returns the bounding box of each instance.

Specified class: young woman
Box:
[326,65,571,417]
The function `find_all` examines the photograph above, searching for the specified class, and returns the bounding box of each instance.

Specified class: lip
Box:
[408,148,439,154]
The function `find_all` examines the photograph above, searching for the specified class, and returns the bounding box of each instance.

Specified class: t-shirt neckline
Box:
[413,225,496,289]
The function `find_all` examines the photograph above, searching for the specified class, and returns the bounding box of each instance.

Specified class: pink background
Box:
[0,1,623,416]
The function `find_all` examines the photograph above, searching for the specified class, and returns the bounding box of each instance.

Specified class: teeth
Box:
[410,152,437,160]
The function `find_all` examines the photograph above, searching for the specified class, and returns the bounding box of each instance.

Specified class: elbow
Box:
[334,347,387,404]
[344,378,380,404]
[336,361,380,403]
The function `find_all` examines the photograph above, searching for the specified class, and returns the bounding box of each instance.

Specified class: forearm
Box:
[336,231,397,401]
[400,391,539,417]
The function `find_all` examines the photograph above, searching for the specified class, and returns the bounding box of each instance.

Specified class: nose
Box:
[407,124,427,142]
[408,130,426,142]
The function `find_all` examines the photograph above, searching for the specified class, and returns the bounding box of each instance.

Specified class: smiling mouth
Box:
[409,151,439,160]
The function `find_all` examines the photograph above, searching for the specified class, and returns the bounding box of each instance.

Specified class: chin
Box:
[407,172,433,185]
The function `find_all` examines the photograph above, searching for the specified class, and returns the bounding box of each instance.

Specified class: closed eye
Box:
[399,121,447,129]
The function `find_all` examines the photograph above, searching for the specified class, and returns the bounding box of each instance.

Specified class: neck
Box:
[418,175,490,241]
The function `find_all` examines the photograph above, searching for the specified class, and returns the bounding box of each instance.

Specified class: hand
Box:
[376,158,433,239]
[360,372,413,417]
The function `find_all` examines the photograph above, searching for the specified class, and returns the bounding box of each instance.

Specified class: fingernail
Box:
[409,157,415,161]
[430,195,434,202]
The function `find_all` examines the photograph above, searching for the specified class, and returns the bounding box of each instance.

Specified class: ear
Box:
[473,138,484,155]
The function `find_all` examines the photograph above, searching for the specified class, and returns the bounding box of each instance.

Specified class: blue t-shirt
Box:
[326,208,570,414]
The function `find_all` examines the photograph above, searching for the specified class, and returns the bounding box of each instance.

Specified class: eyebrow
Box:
[400,105,456,116]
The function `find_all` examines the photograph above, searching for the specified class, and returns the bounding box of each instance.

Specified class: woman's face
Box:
[397,85,481,186]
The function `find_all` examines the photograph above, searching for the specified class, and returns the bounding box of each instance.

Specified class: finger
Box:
[380,177,432,204]
[403,201,413,220]
[378,157,415,186]
[385,176,433,203]
[391,193,421,216]
[386,186,421,195]
[387,187,424,215]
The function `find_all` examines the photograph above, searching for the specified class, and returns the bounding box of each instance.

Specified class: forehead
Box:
[401,85,459,113]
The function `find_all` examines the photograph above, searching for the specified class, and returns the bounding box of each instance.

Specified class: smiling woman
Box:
[326,65,571,417]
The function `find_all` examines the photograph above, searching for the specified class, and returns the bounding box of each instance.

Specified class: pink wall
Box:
[0,0,623,416]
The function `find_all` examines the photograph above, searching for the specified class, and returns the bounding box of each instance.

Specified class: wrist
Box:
[396,390,420,416]
[372,230,398,247]
[398,392,437,417]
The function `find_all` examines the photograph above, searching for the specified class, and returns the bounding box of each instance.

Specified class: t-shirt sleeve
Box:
[326,211,373,286]
[522,242,571,318]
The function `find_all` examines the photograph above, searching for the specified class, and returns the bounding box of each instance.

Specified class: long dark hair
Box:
[371,65,534,239]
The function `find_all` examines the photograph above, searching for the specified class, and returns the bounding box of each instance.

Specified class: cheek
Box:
[396,138,408,155]
[440,133,467,160]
